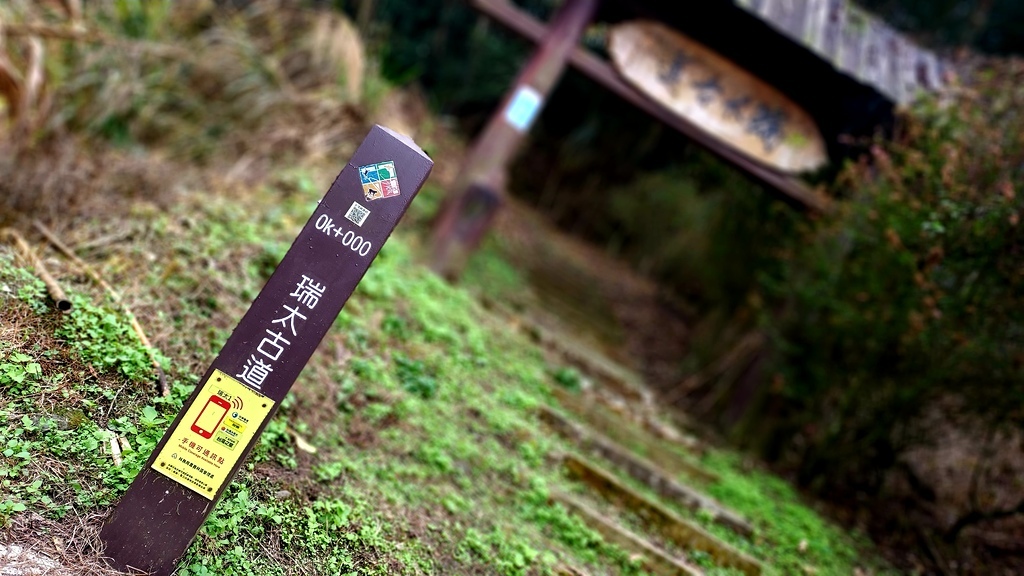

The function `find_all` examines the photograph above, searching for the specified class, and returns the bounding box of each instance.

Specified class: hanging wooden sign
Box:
[99,125,433,576]
[609,20,828,174]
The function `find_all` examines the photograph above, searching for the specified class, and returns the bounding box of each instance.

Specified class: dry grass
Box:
[0,21,48,139]
[0,140,183,228]
[0,0,370,226]
[307,11,366,102]
[4,512,126,576]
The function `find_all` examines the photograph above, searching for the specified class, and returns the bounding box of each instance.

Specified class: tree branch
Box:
[946,498,1024,542]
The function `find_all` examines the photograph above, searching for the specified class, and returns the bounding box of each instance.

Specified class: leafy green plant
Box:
[394,354,438,399]
[256,419,296,470]
[381,313,411,341]
[0,351,42,392]
[313,460,350,483]
[56,296,165,384]
[551,365,583,391]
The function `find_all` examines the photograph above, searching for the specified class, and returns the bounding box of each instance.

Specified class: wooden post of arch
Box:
[429,0,600,279]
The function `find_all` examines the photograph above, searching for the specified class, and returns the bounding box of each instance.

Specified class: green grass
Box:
[0,170,896,575]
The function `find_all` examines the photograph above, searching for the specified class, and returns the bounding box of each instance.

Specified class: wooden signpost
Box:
[99,125,432,576]
[431,0,950,277]
[430,0,838,279]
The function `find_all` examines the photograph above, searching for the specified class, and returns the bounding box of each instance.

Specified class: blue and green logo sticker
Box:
[358,160,400,201]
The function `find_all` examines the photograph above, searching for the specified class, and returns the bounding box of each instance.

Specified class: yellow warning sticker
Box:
[151,370,275,500]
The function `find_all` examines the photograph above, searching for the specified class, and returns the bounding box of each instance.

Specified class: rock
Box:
[0,544,61,576]
[27,416,69,432]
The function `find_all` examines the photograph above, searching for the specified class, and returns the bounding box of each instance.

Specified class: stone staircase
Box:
[550,489,705,576]
[538,391,765,575]
[489,298,769,575]
[475,208,772,573]
[556,453,762,575]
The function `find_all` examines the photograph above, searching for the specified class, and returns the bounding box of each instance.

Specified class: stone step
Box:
[486,297,708,451]
[551,388,710,478]
[552,413,751,538]
[585,388,707,453]
[540,405,719,493]
[555,564,592,576]
[483,297,651,403]
[528,271,627,360]
[549,490,704,576]
[562,454,764,576]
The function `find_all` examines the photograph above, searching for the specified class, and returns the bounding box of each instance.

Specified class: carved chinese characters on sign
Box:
[235,274,324,391]
[609,20,828,173]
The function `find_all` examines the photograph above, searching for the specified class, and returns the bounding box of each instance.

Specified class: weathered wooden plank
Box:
[765,0,808,40]
[820,0,845,61]
[897,38,919,103]
[734,0,946,105]
[805,0,829,55]
[836,5,863,78]
[883,32,900,104]
[922,51,941,91]
[734,0,765,14]
[860,17,883,87]
[887,34,906,104]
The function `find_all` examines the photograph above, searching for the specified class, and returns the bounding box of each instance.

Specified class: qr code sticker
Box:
[344,201,370,227]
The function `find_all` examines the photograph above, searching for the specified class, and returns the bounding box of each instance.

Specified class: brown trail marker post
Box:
[100,125,432,576]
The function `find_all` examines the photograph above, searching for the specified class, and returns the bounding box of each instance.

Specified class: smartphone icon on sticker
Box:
[191,395,230,439]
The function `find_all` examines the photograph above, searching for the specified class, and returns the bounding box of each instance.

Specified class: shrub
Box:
[753,60,1024,491]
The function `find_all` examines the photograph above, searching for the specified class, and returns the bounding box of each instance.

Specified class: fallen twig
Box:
[1,227,72,312]
[73,228,135,252]
[2,22,95,42]
[1,22,189,59]
[33,220,169,396]
[287,426,318,454]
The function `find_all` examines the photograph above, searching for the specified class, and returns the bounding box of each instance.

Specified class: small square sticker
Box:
[359,160,401,201]
[345,201,370,227]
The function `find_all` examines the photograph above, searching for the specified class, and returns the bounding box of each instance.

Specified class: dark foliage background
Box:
[858,0,1024,54]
